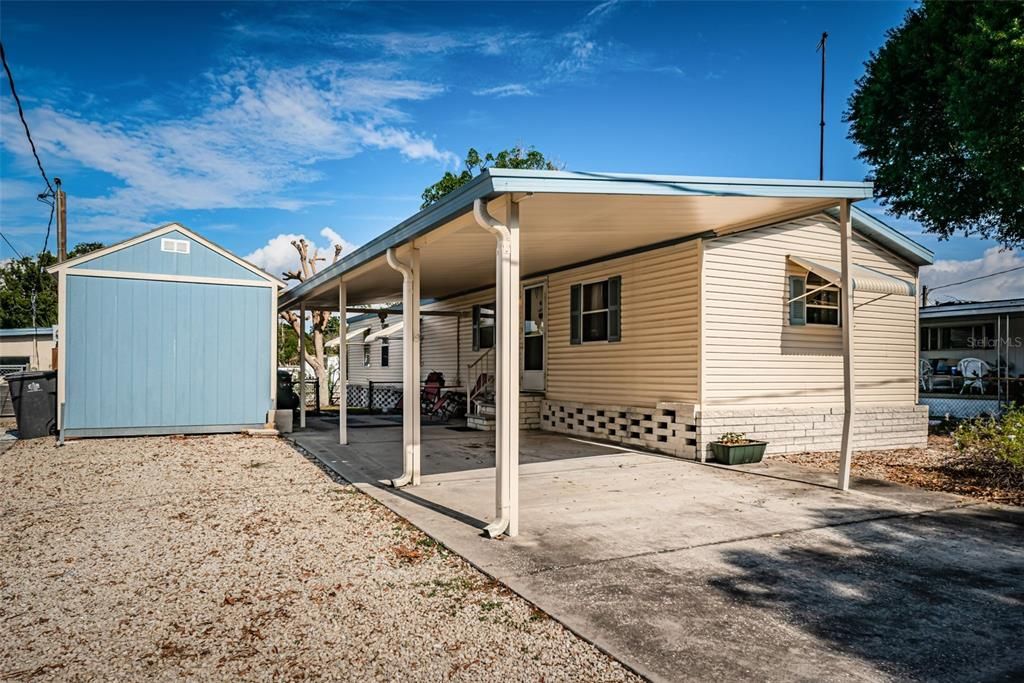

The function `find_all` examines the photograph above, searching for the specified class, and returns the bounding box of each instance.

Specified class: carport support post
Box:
[386,247,421,487]
[838,199,855,491]
[299,304,306,430]
[473,197,520,538]
[338,281,347,445]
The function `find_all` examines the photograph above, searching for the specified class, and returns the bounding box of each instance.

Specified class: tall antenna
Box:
[816,32,828,181]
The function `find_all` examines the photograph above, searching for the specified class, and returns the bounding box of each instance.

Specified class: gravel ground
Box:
[779,435,1023,507]
[0,434,640,682]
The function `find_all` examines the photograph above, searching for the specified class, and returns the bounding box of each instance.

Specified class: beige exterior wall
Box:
[545,239,701,406]
[346,237,702,408]
[0,332,56,371]
[701,215,920,409]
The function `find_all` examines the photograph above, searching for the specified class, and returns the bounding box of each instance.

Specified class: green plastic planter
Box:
[709,440,768,465]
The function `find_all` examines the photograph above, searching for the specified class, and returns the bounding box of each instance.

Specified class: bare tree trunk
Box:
[280,239,343,409]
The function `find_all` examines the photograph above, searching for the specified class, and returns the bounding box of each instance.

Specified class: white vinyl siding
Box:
[345,316,403,384]
[421,291,495,387]
[702,216,919,408]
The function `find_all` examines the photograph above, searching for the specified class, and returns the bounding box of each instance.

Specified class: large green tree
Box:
[846,1,1024,246]
[420,145,559,208]
[0,242,104,328]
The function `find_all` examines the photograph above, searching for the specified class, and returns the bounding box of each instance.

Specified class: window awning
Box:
[364,321,404,343]
[325,326,368,348]
[788,255,916,296]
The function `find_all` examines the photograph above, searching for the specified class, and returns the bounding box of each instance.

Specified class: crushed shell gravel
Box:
[0,434,641,682]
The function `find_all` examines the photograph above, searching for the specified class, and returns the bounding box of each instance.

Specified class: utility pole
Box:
[816,32,828,181]
[55,176,67,262]
[921,284,929,308]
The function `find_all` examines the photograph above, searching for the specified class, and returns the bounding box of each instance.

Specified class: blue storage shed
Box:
[48,223,284,437]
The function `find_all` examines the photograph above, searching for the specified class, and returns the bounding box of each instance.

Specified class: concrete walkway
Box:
[289,417,1024,682]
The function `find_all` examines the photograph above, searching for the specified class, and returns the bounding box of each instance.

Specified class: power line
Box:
[1,232,26,260]
[38,195,55,256]
[1,41,54,196]
[929,264,1024,292]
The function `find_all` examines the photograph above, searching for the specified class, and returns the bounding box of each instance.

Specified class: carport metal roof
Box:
[276,169,923,311]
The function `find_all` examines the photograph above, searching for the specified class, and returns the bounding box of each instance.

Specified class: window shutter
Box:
[607,276,622,342]
[570,284,582,345]
[789,276,806,326]
[472,304,481,351]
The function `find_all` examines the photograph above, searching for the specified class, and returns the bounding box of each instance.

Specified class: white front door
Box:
[522,284,545,392]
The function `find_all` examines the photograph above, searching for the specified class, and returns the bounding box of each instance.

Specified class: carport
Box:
[287,414,1023,682]
[279,169,876,537]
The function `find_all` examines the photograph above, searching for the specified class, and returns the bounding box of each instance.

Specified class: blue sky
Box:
[1,1,1020,301]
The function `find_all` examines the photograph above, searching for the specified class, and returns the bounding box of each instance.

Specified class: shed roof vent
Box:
[161,238,190,254]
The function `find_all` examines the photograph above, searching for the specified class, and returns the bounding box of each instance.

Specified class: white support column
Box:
[386,247,421,487]
[338,281,348,445]
[504,200,520,537]
[409,249,421,484]
[299,303,307,429]
[838,199,855,490]
[473,197,521,538]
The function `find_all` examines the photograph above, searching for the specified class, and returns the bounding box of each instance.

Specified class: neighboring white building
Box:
[919,298,1022,417]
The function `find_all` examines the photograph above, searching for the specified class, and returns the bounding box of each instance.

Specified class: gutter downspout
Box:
[473,198,520,538]
[385,247,421,487]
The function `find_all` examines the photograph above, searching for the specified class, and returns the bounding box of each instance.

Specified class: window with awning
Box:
[787,255,916,328]
[364,321,404,343]
[787,255,917,296]
[324,326,368,348]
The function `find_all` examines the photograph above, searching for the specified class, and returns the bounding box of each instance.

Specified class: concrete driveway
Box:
[290,416,1024,682]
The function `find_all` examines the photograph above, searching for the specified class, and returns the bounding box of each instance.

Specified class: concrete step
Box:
[466,412,496,432]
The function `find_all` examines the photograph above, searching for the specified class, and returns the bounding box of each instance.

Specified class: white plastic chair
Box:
[919,359,934,392]
[957,358,990,394]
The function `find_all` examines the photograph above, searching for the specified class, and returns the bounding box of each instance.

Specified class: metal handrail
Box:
[466,347,495,411]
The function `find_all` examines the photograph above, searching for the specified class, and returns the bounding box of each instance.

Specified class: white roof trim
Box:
[46,223,286,287]
[364,321,404,343]
[788,255,917,297]
[325,327,368,347]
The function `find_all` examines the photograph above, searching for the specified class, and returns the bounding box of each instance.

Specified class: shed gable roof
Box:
[47,223,285,287]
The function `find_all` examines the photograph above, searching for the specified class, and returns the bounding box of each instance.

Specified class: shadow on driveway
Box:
[707,505,1024,682]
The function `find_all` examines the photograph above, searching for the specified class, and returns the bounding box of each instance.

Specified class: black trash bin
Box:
[6,370,57,439]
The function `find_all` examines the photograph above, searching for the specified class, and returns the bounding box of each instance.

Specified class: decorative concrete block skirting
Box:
[540,400,698,458]
[695,404,930,459]
[539,400,928,461]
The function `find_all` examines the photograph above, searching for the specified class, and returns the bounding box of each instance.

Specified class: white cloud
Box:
[245,227,358,283]
[921,247,1024,303]
[473,83,536,98]
[338,31,463,55]
[0,60,455,235]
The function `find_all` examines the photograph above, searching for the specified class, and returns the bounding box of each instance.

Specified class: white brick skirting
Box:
[696,404,930,459]
[467,393,543,432]
[520,393,543,430]
[541,400,698,458]
[539,400,928,461]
